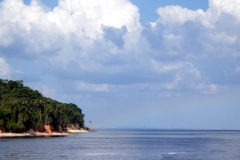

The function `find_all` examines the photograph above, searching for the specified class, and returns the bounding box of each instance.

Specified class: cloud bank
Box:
[0,0,240,98]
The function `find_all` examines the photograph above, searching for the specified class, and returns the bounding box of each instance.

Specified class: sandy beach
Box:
[67,129,89,133]
[0,132,70,138]
[0,129,90,138]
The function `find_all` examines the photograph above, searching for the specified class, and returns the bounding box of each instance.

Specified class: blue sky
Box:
[0,0,240,129]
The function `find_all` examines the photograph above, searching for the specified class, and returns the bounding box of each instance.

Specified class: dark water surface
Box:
[1,130,240,160]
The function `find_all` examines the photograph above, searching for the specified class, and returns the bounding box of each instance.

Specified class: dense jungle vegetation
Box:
[0,79,84,133]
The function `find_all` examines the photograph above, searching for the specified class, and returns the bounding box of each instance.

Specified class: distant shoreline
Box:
[0,129,90,138]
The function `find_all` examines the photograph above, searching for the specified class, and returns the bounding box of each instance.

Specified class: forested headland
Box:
[0,79,84,133]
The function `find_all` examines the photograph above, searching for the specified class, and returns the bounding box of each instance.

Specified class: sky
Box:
[0,0,240,129]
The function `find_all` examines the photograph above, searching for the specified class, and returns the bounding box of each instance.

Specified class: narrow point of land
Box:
[0,79,87,137]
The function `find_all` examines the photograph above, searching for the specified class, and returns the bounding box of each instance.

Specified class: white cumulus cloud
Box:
[0,0,240,97]
[0,57,13,79]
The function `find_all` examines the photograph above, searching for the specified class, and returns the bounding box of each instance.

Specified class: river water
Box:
[1,130,240,160]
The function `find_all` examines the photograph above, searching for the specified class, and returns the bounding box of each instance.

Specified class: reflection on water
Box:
[1,130,240,160]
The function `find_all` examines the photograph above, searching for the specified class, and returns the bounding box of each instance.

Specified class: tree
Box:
[0,79,85,133]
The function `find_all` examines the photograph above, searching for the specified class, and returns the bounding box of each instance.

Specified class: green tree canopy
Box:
[0,79,84,133]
